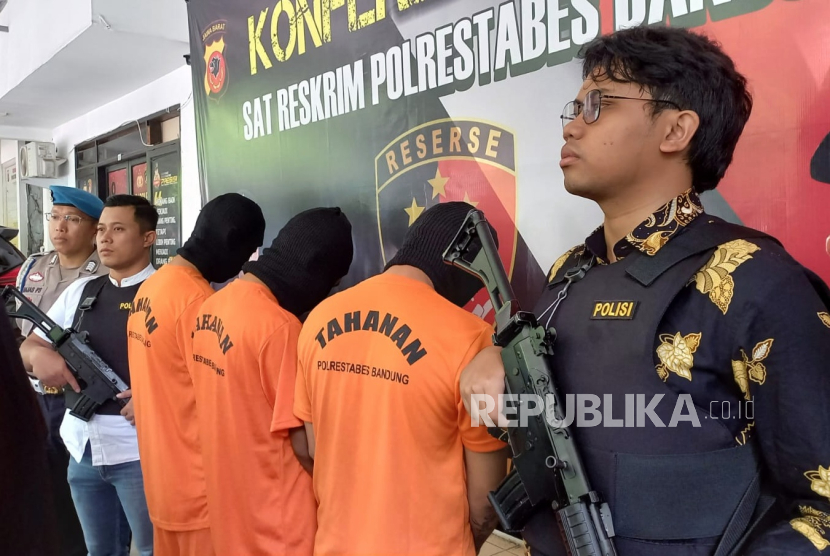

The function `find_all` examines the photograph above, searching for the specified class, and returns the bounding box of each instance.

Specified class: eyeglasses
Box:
[561,89,681,128]
[46,213,91,225]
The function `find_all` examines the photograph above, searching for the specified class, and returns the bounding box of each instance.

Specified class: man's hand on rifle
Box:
[117,389,135,426]
[21,335,81,393]
[460,345,507,426]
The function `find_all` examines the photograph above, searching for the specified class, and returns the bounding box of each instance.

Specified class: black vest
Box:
[65,275,140,416]
[523,218,777,556]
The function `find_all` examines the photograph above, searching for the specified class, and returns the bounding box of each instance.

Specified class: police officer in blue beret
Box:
[16,185,109,556]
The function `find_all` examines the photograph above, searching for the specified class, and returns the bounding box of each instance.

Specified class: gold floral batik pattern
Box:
[692,239,760,315]
[791,505,830,551]
[547,245,585,283]
[732,339,774,400]
[735,422,755,446]
[626,189,704,256]
[655,332,701,381]
[819,312,830,329]
[806,466,830,501]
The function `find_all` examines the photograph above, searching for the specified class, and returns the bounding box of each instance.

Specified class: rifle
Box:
[2,286,129,422]
[443,210,617,556]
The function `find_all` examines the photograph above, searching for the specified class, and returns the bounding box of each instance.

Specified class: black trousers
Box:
[38,393,88,556]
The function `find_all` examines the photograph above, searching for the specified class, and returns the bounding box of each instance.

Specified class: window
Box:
[74,107,182,267]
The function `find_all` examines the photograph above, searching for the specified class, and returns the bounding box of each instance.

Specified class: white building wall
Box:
[0,139,16,163]
[50,65,200,248]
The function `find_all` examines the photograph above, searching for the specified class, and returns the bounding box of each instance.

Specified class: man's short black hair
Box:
[579,26,752,192]
[104,195,159,233]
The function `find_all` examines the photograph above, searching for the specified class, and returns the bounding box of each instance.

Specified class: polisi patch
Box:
[591,301,638,320]
[29,272,44,282]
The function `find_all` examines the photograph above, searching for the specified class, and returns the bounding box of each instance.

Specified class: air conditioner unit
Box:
[19,142,59,179]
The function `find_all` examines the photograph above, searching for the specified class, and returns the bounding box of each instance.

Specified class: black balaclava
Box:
[242,207,354,318]
[178,193,266,283]
[385,201,498,307]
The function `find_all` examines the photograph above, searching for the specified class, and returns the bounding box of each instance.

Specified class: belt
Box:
[28,376,63,396]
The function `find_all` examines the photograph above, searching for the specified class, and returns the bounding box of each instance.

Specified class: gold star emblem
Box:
[404,198,425,226]
[463,192,479,207]
[427,168,449,199]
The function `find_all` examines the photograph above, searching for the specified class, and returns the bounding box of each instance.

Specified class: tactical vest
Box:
[64,275,139,416]
[522,217,794,556]
[16,250,104,336]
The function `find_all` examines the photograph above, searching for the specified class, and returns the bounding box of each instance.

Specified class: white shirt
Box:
[36,263,155,465]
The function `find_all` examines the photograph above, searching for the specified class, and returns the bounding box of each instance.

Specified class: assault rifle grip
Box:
[443,210,617,556]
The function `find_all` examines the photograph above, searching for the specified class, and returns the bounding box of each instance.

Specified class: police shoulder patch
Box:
[15,255,41,289]
[84,260,98,273]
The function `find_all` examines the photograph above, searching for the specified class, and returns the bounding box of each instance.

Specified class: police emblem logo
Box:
[202,20,228,100]
[376,119,518,322]
[29,272,44,282]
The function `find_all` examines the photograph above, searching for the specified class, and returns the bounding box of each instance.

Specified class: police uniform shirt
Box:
[34,263,155,466]
[529,189,830,554]
[16,250,106,337]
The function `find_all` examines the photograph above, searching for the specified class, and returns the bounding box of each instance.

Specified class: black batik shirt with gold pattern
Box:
[547,188,830,553]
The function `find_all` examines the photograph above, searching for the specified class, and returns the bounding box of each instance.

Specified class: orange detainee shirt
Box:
[294,273,505,556]
[127,264,214,530]
[190,279,316,556]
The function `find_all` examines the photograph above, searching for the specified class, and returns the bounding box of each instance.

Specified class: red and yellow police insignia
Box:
[376,119,518,323]
[29,272,44,282]
[202,20,228,100]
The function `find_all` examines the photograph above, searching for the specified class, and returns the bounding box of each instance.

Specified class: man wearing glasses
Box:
[461,26,830,555]
[15,185,108,556]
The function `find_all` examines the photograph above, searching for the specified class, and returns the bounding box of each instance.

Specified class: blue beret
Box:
[50,185,104,219]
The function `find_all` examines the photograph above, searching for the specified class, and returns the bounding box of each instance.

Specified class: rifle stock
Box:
[443,210,617,556]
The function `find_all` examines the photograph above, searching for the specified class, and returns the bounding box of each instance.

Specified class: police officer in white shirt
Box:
[21,195,158,556]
